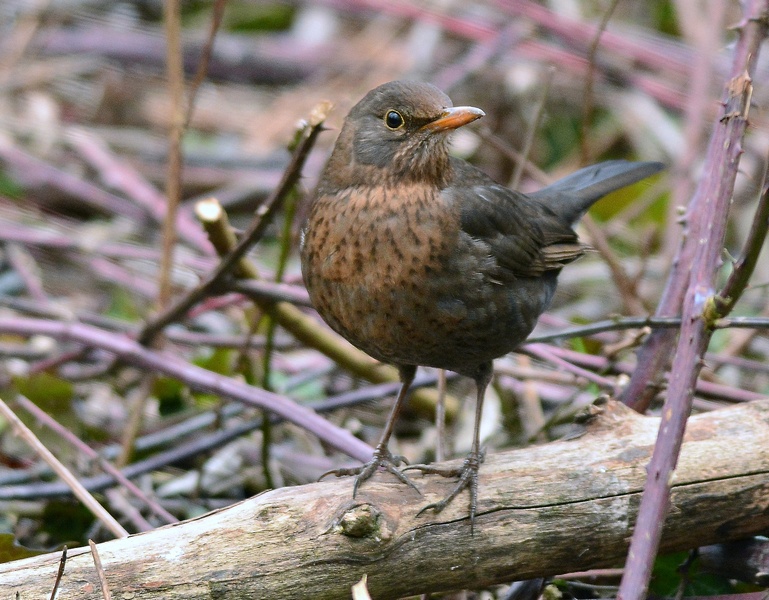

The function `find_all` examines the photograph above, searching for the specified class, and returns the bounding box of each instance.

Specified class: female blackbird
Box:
[300,80,663,528]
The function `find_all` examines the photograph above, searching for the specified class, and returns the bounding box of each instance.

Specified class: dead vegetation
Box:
[0,1,768,598]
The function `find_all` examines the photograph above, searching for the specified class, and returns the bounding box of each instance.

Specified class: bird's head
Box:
[323,81,484,189]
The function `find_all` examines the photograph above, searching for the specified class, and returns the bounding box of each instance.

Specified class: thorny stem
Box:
[617,3,769,599]
[714,162,769,317]
[621,4,767,413]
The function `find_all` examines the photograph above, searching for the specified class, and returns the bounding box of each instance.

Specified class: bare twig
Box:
[435,368,447,462]
[542,345,766,405]
[89,539,112,600]
[510,66,554,190]
[104,489,154,532]
[195,197,259,279]
[231,279,312,306]
[0,373,443,502]
[617,3,769,598]
[434,21,526,92]
[0,317,373,462]
[48,546,66,600]
[117,366,155,469]
[158,0,185,309]
[5,243,47,303]
[522,344,615,390]
[621,4,766,413]
[715,160,769,315]
[14,394,176,525]
[663,0,727,257]
[580,216,649,315]
[525,315,769,344]
[0,397,130,539]
[579,0,621,165]
[185,0,227,129]
[0,145,146,220]
[3,398,769,598]
[138,101,331,346]
[258,180,300,489]
[66,130,213,254]
[0,0,50,83]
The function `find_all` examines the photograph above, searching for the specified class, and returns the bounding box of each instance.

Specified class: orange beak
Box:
[420,106,485,132]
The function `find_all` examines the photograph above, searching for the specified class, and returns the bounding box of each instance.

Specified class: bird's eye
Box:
[384,110,405,130]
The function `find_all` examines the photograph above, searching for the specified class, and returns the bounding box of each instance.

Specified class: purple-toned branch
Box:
[33,25,319,85]
[329,0,696,113]
[617,3,769,598]
[621,3,766,413]
[67,130,212,254]
[715,163,769,315]
[5,243,47,302]
[13,394,177,526]
[496,0,695,77]
[0,317,373,463]
[0,214,214,272]
[542,345,767,405]
[522,343,616,391]
[662,1,726,258]
[0,145,147,220]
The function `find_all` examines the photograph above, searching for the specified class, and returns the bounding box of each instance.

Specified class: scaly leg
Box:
[320,365,421,495]
[405,362,493,532]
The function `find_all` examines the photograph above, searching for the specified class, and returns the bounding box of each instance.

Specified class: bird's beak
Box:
[421,106,485,133]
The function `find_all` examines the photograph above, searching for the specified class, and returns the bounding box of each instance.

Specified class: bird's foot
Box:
[319,444,421,496]
[404,448,486,532]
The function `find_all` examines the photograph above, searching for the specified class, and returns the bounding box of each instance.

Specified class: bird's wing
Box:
[447,163,586,279]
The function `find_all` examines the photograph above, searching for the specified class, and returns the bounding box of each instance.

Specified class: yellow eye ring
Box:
[384,110,405,130]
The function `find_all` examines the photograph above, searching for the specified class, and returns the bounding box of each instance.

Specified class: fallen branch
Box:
[1,399,768,599]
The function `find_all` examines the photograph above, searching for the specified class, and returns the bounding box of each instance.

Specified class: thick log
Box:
[1,399,768,599]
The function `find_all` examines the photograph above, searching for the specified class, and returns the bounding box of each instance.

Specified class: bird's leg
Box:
[319,365,421,495]
[405,362,493,532]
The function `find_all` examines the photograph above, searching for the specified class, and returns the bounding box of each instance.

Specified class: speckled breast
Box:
[300,184,556,376]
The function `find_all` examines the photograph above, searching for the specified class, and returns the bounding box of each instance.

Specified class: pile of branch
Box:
[1,399,767,599]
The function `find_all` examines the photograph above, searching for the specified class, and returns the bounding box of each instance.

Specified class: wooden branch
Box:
[2,399,768,599]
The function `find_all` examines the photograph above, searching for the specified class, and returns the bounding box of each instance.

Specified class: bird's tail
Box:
[529,160,665,224]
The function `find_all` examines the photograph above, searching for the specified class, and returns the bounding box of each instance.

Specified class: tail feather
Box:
[529,160,665,224]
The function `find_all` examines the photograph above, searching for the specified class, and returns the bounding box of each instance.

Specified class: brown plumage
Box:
[301,80,663,529]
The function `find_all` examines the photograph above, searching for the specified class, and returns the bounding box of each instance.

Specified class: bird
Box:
[300,80,663,529]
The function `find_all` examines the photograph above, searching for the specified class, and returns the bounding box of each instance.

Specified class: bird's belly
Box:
[326,279,554,371]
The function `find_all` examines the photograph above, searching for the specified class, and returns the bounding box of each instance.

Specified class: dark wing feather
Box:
[448,160,586,280]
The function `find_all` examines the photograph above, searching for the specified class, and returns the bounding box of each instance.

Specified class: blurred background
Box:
[0,1,768,597]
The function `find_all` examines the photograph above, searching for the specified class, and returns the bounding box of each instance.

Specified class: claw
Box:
[319,466,362,480]
[406,449,486,533]
[319,445,421,497]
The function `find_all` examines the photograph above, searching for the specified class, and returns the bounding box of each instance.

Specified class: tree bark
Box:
[2,399,768,599]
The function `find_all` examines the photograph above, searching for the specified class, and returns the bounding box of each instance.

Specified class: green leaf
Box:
[0,533,49,564]
[14,373,73,410]
[41,501,93,544]
[0,171,24,199]
[193,347,235,376]
[649,551,736,596]
[152,377,186,416]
